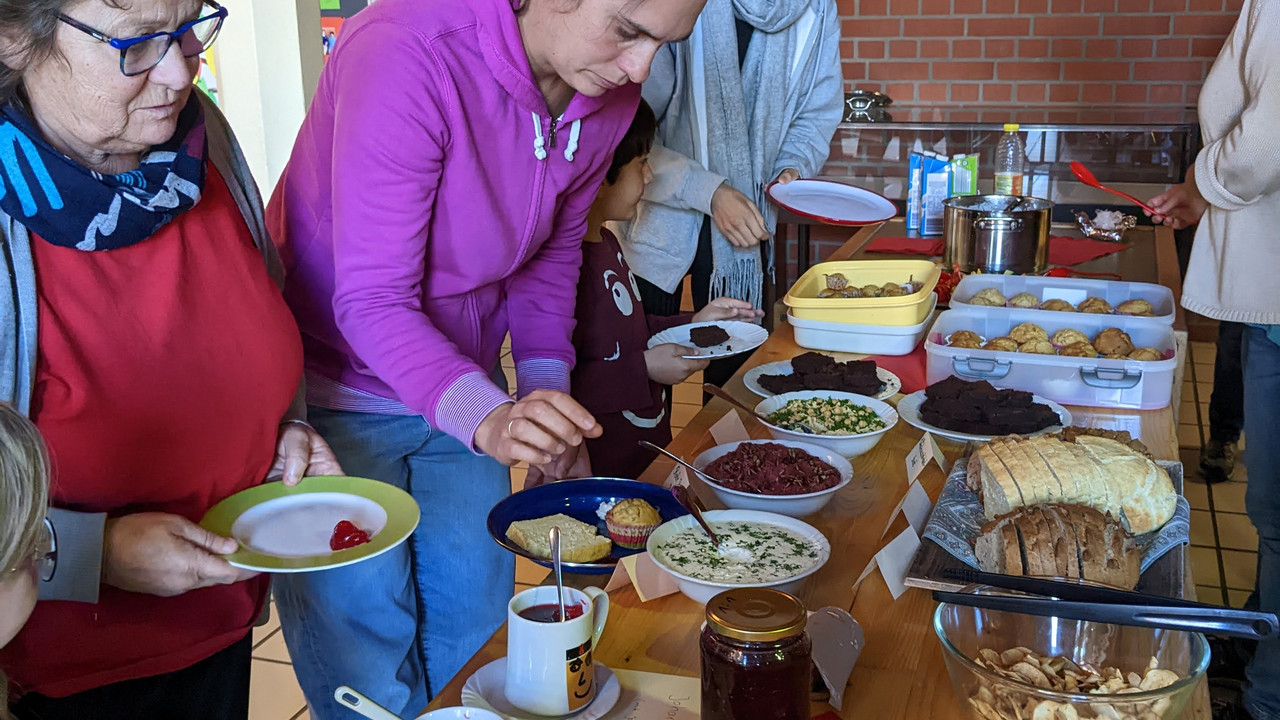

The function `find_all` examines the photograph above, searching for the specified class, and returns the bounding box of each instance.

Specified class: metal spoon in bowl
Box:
[703,383,823,434]
[636,439,727,494]
[550,526,567,622]
[670,484,721,549]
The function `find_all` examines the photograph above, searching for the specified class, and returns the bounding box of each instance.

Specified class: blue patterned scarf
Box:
[0,94,207,251]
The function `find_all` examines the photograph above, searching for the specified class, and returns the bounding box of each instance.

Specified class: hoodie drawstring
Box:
[530,113,581,163]
[530,112,547,161]
[563,119,580,162]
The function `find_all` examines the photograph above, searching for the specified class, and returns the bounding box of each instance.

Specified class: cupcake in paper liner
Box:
[605,498,662,549]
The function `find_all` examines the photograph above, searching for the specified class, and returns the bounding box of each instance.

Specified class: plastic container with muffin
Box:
[925,307,1178,410]
[950,274,1176,325]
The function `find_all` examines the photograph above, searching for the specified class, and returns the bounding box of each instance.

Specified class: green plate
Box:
[200,476,419,573]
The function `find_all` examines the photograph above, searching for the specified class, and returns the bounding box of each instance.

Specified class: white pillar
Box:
[212,0,324,194]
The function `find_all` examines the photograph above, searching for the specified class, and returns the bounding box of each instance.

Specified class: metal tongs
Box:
[932,569,1279,641]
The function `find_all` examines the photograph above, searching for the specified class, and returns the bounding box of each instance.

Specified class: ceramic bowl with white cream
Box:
[646,509,830,604]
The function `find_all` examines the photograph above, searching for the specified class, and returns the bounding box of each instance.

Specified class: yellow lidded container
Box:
[784,260,940,326]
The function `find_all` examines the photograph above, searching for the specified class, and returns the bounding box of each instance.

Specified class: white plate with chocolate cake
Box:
[647,321,768,360]
[744,352,901,400]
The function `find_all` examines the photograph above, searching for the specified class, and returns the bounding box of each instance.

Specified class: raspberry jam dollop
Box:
[330,520,371,551]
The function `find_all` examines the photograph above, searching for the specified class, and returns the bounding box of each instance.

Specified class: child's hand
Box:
[645,344,710,386]
[693,297,765,324]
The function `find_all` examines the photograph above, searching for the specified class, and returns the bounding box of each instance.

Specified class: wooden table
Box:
[428,221,1207,719]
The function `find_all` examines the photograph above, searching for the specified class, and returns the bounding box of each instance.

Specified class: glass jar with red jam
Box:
[700,588,811,720]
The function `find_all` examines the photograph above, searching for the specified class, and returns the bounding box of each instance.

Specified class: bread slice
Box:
[991,438,1050,506]
[1074,436,1175,533]
[1029,436,1079,502]
[1042,505,1082,580]
[505,514,612,563]
[977,442,1024,518]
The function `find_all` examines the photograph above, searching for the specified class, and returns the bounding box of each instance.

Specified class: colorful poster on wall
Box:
[321,17,344,62]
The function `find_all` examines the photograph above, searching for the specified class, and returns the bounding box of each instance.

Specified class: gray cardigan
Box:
[612,1,844,294]
[0,92,304,603]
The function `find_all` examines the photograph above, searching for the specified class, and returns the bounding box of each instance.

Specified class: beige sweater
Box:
[1181,0,1280,325]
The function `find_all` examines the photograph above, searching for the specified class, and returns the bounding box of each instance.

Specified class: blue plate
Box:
[487,478,689,574]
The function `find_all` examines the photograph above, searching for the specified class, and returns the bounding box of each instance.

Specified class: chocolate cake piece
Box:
[920,377,1061,435]
[761,353,885,396]
[758,373,807,395]
[790,352,838,376]
[689,325,730,348]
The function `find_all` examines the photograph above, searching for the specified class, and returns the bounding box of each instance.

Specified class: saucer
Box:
[461,657,620,720]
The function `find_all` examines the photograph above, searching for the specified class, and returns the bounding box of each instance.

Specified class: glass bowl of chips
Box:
[933,587,1208,720]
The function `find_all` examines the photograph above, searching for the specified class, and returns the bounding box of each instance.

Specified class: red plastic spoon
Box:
[1070,161,1157,215]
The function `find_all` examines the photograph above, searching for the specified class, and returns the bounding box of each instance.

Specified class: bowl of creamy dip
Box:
[646,509,830,604]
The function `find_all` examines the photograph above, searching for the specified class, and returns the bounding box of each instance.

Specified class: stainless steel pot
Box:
[943,195,1052,274]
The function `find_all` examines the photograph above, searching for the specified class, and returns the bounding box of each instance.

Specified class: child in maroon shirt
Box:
[567,101,762,480]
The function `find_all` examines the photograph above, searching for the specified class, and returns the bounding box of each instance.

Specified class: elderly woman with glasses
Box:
[0,2,341,718]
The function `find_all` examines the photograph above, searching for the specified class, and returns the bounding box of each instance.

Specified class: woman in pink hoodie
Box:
[266,0,703,716]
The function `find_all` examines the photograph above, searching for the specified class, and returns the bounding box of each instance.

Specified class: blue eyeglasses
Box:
[58,1,228,78]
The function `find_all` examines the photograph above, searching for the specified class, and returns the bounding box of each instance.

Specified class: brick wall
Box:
[836,0,1242,107]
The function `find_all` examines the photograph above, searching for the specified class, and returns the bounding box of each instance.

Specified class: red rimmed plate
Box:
[768,179,897,226]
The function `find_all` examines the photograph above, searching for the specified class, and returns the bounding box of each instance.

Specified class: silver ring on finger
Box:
[507,418,517,436]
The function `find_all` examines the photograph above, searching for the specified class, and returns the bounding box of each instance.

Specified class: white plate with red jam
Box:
[200,476,420,573]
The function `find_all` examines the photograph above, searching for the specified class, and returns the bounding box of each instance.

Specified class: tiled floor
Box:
[250,297,709,718]
[250,332,1261,717]
[1182,340,1259,610]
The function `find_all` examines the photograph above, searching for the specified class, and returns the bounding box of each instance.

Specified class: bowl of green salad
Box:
[753,390,898,458]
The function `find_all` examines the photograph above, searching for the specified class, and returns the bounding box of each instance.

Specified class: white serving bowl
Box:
[754,390,898,459]
[692,439,853,518]
[646,509,830,605]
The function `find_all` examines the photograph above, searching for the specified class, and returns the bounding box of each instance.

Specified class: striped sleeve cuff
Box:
[515,358,571,398]
[436,371,515,452]
[40,508,105,604]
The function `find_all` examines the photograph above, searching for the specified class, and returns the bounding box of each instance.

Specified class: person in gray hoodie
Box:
[613,0,843,387]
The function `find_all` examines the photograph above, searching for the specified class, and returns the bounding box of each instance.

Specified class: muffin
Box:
[605,498,662,549]
[1128,347,1165,362]
[948,330,984,349]
[1103,353,1128,360]
[970,288,1007,306]
[860,284,882,297]
[1117,299,1155,316]
[1051,328,1090,347]
[881,282,907,297]
[1009,322,1049,344]
[1093,328,1135,357]
[1009,292,1040,308]
[984,336,1020,352]
[1040,299,1075,312]
[1060,341,1099,358]
[1018,339,1056,355]
[1077,297,1113,314]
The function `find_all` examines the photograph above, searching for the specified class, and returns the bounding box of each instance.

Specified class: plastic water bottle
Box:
[994,123,1026,196]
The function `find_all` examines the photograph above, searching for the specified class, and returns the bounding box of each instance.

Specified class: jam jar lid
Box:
[705,588,806,643]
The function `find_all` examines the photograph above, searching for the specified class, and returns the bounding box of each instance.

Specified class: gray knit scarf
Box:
[698,0,811,308]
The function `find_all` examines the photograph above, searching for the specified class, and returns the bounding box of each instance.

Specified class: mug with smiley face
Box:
[505,585,609,716]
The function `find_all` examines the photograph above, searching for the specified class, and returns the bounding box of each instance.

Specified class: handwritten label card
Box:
[876,525,922,600]
[708,410,750,446]
[881,480,934,539]
[603,668,699,720]
[663,464,690,490]
[854,525,921,601]
[604,552,680,602]
[905,432,945,485]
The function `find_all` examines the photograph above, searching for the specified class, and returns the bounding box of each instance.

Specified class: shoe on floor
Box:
[1202,438,1238,484]
[1211,678,1259,720]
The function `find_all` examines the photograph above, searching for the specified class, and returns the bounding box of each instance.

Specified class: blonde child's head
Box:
[0,402,50,715]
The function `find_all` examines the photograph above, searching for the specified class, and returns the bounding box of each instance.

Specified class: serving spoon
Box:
[1069,161,1158,215]
[670,484,721,549]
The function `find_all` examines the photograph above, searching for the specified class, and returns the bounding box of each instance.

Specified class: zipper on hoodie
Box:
[547,116,560,149]
[507,131,550,277]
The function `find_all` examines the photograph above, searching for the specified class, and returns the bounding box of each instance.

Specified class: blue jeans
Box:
[1242,326,1280,720]
[275,407,513,719]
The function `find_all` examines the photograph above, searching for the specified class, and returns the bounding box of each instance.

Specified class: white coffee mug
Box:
[505,586,609,716]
